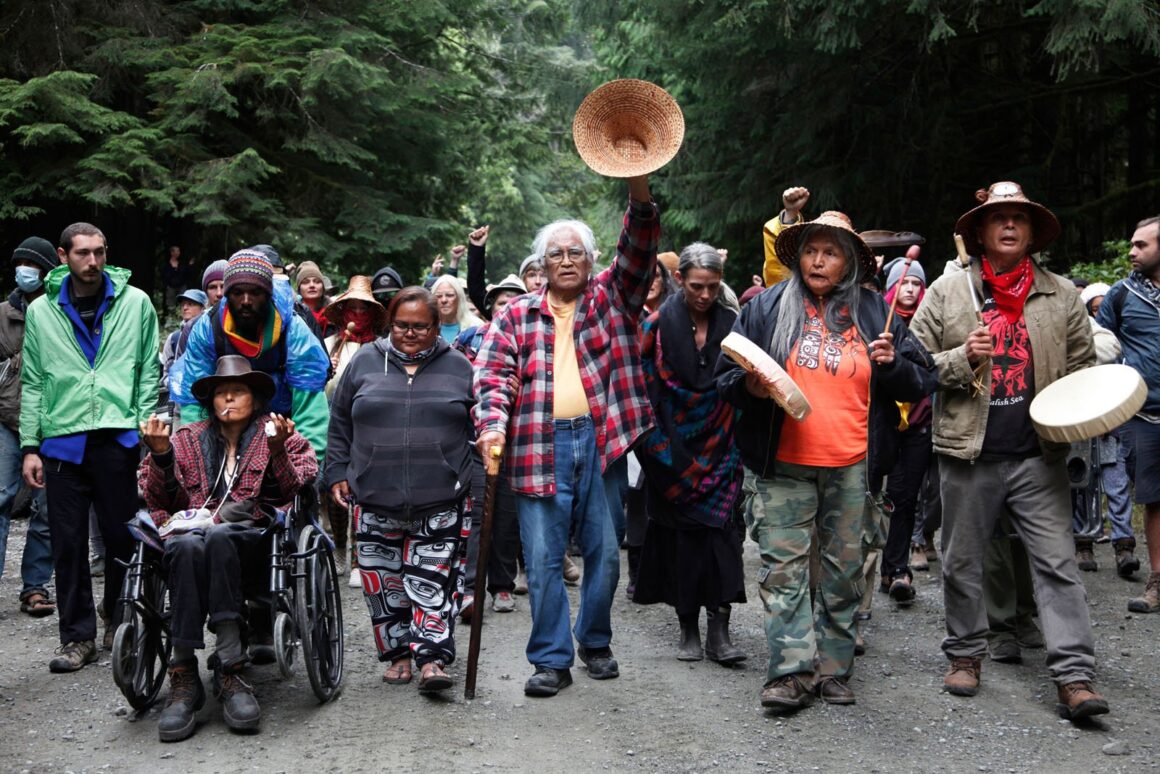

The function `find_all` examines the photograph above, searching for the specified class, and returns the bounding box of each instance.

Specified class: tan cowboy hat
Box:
[858,230,926,250]
[323,275,387,329]
[572,79,685,178]
[483,274,527,319]
[192,355,276,404]
[774,211,877,281]
[954,181,1061,255]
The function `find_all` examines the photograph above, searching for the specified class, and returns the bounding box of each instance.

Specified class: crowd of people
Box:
[1,172,1158,743]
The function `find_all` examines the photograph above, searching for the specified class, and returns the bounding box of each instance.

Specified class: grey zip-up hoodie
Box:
[325,337,476,519]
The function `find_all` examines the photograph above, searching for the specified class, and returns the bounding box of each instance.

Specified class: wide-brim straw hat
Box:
[323,275,387,329]
[858,230,926,250]
[774,211,877,281]
[192,355,276,404]
[572,79,685,178]
[954,181,1061,255]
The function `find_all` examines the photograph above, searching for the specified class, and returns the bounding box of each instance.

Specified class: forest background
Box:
[1,0,1158,294]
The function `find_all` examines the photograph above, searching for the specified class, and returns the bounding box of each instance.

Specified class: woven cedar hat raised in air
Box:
[572,79,685,178]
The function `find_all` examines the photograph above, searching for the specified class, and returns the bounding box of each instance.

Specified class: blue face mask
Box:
[14,266,44,293]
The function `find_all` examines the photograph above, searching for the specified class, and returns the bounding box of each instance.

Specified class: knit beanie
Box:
[295,260,324,289]
[201,259,228,291]
[223,250,275,294]
[884,257,926,291]
[519,254,543,277]
[11,237,58,273]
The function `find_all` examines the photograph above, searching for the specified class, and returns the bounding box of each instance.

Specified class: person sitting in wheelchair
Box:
[138,355,317,742]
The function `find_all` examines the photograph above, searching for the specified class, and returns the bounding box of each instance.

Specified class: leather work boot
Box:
[943,657,982,697]
[815,676,855,705]
[677,615,703,662]
[1074,538,1097,572]
[910,543,929,571]
[1127,572,1160,613]
[562,555,581,586]
[1113,538,1140,578]
[49,640,98,673]
[214,663,261,732]
[158,661,206,742]
[704,607,746,665]
[760,673,815,714]
[1056,681,1110,721]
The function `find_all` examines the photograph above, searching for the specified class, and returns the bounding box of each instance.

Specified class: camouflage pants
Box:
[746,460,868,682]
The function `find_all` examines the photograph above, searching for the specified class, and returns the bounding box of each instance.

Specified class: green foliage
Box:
[1069,240,1133,284]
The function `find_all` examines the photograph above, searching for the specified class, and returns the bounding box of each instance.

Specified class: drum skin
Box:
[1030,363,1147,443]
[721,331,812,421]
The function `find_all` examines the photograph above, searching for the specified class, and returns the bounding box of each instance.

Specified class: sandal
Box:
[20,590,56,618]
[417,662,453,694]
[383,658,412,685]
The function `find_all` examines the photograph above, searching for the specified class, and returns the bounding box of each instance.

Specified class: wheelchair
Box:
[112,487,345,710]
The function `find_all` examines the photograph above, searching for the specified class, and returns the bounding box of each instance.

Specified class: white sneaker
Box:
[348,568,361,588]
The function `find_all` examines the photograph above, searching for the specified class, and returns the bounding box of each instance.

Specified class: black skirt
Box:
[632,484,746,615]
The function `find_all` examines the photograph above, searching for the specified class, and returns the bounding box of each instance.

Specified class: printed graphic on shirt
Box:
[775,302,871,468]
[979,291,1039,458]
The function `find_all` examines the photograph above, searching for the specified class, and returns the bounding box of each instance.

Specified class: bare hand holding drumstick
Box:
[964,327,994,367]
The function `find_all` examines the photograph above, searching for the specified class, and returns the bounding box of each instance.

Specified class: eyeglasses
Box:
[390,321,434,335]
[544,247,587,264]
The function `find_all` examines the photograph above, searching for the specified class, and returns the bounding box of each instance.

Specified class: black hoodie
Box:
[325,337,476,518]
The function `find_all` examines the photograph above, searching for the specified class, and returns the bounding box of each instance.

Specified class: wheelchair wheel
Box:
[274,610,296,679]
[111,556,171,711]
[296,524,344,702]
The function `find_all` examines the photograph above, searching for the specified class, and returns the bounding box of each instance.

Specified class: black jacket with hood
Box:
[325,337,476,519]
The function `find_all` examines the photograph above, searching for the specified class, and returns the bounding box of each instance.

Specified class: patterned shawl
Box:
[638,294,741,528]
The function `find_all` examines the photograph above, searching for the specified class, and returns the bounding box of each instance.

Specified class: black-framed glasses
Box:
[544,247,587,264]
[390,321,434,335]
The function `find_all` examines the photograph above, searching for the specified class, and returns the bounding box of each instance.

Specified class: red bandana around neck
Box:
[980,255,1034,324]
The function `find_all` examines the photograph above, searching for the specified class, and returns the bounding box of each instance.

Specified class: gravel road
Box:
[1,518,1157,773]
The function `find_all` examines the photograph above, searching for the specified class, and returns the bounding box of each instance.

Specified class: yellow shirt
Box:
[549,297,589,419]
[762,211,800,287]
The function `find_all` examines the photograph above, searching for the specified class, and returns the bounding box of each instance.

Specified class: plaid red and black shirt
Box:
[473,199,660,496]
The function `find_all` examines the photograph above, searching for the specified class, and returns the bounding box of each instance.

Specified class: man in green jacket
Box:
[21,222,160,673]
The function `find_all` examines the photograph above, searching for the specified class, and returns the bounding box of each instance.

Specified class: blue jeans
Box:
[0,424,52,594]
[516,416,620,670]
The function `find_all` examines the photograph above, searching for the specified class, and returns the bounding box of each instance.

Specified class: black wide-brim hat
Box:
[192,355,276,403]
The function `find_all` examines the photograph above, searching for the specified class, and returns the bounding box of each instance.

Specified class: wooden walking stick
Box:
[953,233,989,398]
[464,445,503,700]
[882,244,921,335]
[329,322,356,367]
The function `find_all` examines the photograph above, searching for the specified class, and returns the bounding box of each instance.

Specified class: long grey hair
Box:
[769,225,865,364]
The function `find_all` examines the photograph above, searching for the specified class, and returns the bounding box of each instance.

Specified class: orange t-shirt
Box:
[775,301,871,467]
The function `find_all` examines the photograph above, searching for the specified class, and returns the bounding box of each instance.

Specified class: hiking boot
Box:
[577,645,619,680]
[49,640,98,673]
[563,555,581,586]
[924,542,938,564]
[1074,538,1097,572]
[1127,572,1160,613]
[213,663,261,731]
[704,607,746,665]
[1057,680,1109,721]
[760,673,814,713]
[524,666,572,697]
[910,543,929,571]
[988,639,1022,664]
[158,661,206,742]
[943,657,981,697]
[1113,538,1140,578]
[815,675,855,705]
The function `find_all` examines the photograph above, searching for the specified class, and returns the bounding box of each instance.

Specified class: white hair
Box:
[430,274,482,329]
[531,219,597,264]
